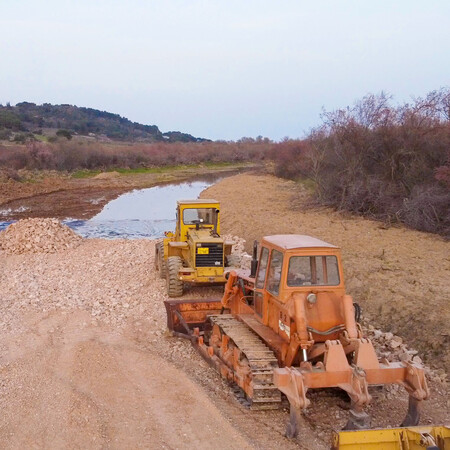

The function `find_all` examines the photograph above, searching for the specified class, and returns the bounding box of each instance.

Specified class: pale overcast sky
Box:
[1,1,449,140]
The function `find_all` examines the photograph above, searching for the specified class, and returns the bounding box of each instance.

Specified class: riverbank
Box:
[0,162,257,220]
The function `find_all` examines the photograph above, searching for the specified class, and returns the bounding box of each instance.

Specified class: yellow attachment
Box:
[333,426,450,449]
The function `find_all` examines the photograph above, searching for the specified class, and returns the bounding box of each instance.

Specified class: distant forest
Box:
[0,102,207,143]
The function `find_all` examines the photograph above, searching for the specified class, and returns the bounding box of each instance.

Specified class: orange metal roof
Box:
[263,235,338,250]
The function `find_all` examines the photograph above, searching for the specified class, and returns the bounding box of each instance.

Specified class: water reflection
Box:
[0,221,13,232]
[65,179,215,239]
[0,170,237,238]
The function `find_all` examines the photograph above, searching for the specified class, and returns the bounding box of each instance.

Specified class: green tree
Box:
[56,129,73,140]
[0,110,22,130]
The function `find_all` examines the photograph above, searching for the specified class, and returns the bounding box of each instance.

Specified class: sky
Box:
[1,1,449,141]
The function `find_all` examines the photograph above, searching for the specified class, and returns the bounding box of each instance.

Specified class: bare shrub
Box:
[0,144,30,169]
[270,139,311,179]
[0,140,270,172]
[435,149,450,188]
[401,185,449,236]
[307,88,450,236]
[0,167,22,182]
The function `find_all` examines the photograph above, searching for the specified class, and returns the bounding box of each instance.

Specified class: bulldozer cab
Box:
[246,235,346,341]
[254,235,345,295]
[175,199,221,242]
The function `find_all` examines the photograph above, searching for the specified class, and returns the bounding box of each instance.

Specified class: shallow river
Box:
[0,178,218,239]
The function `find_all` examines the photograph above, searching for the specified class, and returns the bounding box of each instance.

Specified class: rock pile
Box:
[0,218,82,255]
[223,234,252,269]
[364,323,446,383]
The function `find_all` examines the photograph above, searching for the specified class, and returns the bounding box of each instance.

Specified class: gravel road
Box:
[0,232,306,449]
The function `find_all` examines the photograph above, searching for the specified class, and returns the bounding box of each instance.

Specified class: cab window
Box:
[287,255,340,286]
[183,208,215,225]
[266,250,283,296]
[255,247,269,289]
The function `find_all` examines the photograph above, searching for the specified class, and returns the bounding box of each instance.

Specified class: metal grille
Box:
[195,243,223,267]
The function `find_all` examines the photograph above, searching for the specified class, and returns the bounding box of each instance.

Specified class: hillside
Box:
[0,102,207,143]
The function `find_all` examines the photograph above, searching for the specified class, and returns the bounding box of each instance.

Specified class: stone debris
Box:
[364,321,446,383]
[389,339,402,349]
[0,218,82,255]
[0,238,157,334]
[223,234,248,268]
[224,234,246,255]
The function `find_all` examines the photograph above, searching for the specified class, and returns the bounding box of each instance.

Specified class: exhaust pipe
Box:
[250,240,258,278]
[214,209,219,235]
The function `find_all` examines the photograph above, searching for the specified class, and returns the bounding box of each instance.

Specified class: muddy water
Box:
[68,179,217,239]
[0,178,218,239]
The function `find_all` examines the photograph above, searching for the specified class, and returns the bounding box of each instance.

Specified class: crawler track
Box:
[207,314,282,410]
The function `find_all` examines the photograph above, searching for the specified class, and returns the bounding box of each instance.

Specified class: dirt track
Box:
[0,309,254,449]
[0,239,307,449]
[0,172,448,449]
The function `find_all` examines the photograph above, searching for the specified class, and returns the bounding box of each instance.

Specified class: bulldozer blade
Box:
[164,298,224,337]
[333,426,450,449]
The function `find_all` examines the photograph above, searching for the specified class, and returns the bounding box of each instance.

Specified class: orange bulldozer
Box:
[164,235,430,437]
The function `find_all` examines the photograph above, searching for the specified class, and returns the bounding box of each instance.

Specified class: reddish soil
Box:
[3,187,127,220]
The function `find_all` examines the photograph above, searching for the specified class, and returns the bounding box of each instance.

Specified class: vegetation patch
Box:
[271,88,450,237]
[0,140,269,174]
[71,162,252,179]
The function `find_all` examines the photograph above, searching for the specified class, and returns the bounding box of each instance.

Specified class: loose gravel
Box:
[0,218,81,255]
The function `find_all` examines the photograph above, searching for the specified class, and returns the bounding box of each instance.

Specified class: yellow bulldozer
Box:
[164,234,447,448]
[155,199,237,297]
